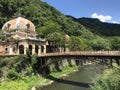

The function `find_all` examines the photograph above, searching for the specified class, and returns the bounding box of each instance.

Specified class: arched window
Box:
[19,45,24,54]
[26,23,30,31]
[7,23,11,30]
[35,45,38,54]
[29,45,32,54]
[5,45,9,52]
[13,46,16,52]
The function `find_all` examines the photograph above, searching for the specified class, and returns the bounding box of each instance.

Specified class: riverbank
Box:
[91,63,120,90]
[40,64,102,90]
[0,65,79,90]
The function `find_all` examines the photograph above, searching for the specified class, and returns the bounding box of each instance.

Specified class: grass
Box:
[0,76,50,90]
[50,65,79,78]
[112,63,120,69]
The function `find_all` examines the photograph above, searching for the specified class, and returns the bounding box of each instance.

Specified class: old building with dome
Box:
[0,17,47,55]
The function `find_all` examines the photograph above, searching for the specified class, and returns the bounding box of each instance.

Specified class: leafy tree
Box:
[80,29,95,40]
[110,37,120,50]
[90,36,111,50]
[46,32,65,52]
[68,36,86,51]
[38,21,62,38]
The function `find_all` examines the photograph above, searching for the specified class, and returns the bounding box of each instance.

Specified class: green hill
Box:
[0,0,85,36]
[67,16,120,36]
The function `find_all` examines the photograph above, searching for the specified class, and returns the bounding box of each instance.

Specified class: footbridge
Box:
[36,51,120,75]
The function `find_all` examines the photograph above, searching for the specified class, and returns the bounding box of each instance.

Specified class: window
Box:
[35,45,38,54]
[13,46,16,52]
[19,45,24,54]
[26,23,30,30]
[5,45,9,52]
[7,23,11,30]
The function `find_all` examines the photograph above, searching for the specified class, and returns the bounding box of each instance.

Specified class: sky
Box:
[43,0,120,24]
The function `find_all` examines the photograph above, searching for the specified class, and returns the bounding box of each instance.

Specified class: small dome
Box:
[2,17,35,32]
[64,34,70,40]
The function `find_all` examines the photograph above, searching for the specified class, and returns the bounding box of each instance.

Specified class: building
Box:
[0,17,47,55]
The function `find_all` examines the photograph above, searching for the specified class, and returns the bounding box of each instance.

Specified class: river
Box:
[38,64,103,90]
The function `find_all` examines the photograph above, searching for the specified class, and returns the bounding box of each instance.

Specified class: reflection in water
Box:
[38,65,103,90]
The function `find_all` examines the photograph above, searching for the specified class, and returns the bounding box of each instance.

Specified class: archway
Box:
[19,45,24,54]
[35,45,39,54]
[29,45,32,54]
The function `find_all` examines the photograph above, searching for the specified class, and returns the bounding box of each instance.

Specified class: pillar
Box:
[38,45,41,56]
[24,44,28,55]
[43,45,46,54]
[9,46,13,55]
[32,44,35,54]
[17,46,19,55]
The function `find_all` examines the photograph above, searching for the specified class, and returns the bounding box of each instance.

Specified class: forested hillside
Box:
[0,0,120,51]
[67,16,120,36]
[0,0,85,36]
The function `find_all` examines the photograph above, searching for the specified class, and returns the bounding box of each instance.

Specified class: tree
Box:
[68,36,86,51]
[38,21,62,38]
[46,32,65,52]
[90,36,111,50]
[110,37,120,50]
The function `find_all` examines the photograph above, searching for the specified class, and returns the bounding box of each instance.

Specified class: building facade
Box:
[0,17,47,55]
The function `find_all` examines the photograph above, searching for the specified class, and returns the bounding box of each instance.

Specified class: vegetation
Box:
[67,16,120,36]
[0,75,50,90]
[0,0,84,36]
[91,67,120,90]
[0,0,120,89]
[0,55,79,90]
[50,65,78,78]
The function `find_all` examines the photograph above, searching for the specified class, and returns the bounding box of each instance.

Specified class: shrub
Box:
[31,54,38,65]
[7,70,21,80]
[91,68,120,90]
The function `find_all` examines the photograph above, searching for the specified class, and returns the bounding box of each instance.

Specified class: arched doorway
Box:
[29,45,32,54]
[19,45,24,54]
[35,45,39,54]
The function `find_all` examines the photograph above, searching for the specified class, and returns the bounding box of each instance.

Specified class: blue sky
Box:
[43,0,120,24]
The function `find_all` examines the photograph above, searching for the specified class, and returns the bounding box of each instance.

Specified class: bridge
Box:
[37,51,120,74]
[28,51,120,75]
[39,51,120,57]
[39,51,120,65]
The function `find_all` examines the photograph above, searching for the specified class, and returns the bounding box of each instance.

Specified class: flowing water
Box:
[39,64,103,90]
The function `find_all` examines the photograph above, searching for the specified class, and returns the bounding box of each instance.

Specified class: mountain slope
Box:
[67,16,120,36]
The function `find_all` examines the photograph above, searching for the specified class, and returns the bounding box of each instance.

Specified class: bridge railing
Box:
[39,51,120,57]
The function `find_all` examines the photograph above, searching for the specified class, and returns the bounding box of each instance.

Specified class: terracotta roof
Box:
[2,17,35,32]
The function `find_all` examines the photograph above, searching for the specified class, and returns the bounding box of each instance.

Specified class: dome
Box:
[2,17,35,32]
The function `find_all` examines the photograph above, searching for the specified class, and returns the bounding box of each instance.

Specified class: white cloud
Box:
[91,13,112,22]
[111,21,119,24]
